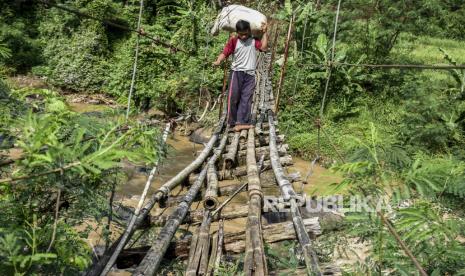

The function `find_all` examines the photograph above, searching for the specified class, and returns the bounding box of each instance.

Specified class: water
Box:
[68,102,110,113]
[117,133,202,200]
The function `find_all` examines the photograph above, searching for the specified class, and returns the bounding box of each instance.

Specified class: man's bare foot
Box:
[234,124,253,131]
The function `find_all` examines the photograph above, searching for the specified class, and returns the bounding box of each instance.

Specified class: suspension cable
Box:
[319,0,341,119]
[125,0,144,120]
[310,62,465,70]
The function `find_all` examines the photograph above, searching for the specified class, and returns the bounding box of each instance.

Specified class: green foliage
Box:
[330,122,465,274]
[0,219,57,275]
[0,3,43,73]
[0,43,11,61]
[215,258,243,276]
[37,6,110,92]
[0,88,162,273]
[265,241,300,272]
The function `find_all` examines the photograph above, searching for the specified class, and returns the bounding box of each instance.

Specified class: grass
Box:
[394,34,465,64]
[392,33,465,85]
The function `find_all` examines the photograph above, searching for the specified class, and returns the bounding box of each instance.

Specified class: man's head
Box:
[236,20,251,40]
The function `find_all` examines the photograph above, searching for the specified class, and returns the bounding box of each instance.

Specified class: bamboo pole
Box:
[186,132,225,275]
[244,128,267,275]
[268,110,321,276]
[186,210,213,275]
[204,161,220,210]
[207,232,218,276]
[207,219,224,276]
[239,129,248,143]
[223,132,240,169]
[220,155,293,180]
[274,14,294,113]
[125,0,144,120]
[133,132,228,276]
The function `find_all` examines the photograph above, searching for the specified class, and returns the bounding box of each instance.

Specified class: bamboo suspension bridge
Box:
[83,49,343,275]
[0,3,437,275]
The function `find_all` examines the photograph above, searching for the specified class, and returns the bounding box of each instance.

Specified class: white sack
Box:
[210,5,267,36]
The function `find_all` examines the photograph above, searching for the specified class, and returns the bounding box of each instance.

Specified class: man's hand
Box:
[261,22,268,33]
[213,53,226,67]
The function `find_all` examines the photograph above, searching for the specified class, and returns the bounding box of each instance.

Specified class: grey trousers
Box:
[227,70,255,126]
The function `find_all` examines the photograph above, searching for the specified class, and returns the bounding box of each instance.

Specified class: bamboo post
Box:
[219,60,228,119]
[274,14,294,113]
[268,24,280,75]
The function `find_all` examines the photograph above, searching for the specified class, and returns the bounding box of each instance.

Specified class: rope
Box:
[125,0,144,120]
[319,0,342,118]
[309,62,465,70]
[291,17,308,96]
[310,0,341,169]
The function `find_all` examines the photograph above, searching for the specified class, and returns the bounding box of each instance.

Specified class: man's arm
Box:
[259,23,268,51]
[213,36,235,66]
[213,53,227,66]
